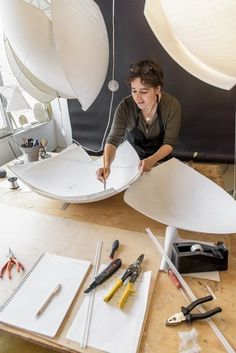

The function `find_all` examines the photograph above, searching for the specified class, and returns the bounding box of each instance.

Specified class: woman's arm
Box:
[139,144,173,173]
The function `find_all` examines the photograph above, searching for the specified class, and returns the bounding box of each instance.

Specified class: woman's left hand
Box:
[138,158,153,173]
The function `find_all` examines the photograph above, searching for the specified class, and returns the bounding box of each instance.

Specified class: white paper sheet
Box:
[8,141,140,203]
[66,268,151,353]
[124,158,236,234]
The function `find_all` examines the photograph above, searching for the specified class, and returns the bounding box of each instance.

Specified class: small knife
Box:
[84,258,122,293]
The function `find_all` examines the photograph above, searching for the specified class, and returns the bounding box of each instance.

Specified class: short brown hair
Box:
[126,58,164,88]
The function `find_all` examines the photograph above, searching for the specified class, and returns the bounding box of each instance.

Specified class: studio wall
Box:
[68,0,236,162]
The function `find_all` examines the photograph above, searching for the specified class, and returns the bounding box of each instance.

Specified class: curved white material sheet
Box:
[8,142,140,203]
[124,158,236,234]
[51,0,109,110]
[0,0,75,98]
[144,0,236,90]
[5,38,56,103]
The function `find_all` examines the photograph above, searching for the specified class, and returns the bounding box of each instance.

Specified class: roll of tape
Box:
[190,243,203,252]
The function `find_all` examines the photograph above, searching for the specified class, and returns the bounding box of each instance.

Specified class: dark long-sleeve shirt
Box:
[106,92,181,148]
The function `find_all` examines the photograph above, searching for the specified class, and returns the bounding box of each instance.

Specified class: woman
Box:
[97,58,181,183]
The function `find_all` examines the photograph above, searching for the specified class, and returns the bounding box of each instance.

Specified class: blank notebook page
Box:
[0,252,90,337]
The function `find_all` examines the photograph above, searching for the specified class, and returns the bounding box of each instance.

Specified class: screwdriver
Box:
[168,269,190,304]
[109,240,119,259]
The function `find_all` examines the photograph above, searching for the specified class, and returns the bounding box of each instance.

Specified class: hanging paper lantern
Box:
[0,0,109,109]
[0,0,75,97]
[4,38,56,103]
[51,0,109,111]
[144,0,236,89]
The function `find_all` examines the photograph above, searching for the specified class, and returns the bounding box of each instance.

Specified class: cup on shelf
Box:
[20,144,40,162]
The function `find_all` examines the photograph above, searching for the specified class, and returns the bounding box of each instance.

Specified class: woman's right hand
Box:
[96,167,111,183]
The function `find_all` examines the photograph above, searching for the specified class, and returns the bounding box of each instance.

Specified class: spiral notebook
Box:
[0,252,90,337]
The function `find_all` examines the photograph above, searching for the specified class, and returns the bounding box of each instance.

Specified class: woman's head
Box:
[126,58,164,88]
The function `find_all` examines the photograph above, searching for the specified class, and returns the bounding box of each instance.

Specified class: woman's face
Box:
[130,77,160,110]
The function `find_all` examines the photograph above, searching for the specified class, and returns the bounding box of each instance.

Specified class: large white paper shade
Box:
[8,142,140,203]
[124,158,236,234]
[0,0,75,98]
[51,0,109,111]
[144,0,236,90]
[4,38,56,103]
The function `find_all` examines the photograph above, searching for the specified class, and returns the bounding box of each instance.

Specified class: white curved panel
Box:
[8,142,140,203]
[0,0,75,97]
[51,0,109,110]
[4,38,56,103]
[124,158,236,234]
[144,0,236,90]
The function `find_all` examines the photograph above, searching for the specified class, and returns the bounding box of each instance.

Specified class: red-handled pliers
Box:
[0,248,24,279]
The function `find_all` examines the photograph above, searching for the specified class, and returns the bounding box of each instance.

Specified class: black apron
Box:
[126,103,164,159]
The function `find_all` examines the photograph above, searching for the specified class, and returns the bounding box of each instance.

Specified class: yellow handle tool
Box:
[103,278,123,302]
[118,282,135,309]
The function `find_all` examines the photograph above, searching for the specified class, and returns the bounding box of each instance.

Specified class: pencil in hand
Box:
[103,155,107,191]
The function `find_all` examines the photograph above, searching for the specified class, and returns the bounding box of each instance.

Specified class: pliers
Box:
[166,295,222,326]
[103,254,144,309]
[0,248,25,279]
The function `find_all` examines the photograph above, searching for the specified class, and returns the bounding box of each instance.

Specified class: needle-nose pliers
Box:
[0,248,24,279]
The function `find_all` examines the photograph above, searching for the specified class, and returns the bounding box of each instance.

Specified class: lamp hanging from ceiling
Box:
[144,0,236,90]
[0,0,109,111]
[4,37,56,103]
[0,0,75,98]
[0,86,31,112]
[51,0,109,111]
[5,86,31,112]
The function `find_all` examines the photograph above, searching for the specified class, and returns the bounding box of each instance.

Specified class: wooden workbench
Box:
[0,162,235,353]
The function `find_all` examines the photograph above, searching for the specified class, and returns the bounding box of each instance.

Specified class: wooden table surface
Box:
[0,162,235,353]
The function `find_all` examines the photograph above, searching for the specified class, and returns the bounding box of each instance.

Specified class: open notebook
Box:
[0,252,90,337]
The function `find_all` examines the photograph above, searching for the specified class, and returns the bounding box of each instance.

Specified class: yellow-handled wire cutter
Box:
[103,254,144,309]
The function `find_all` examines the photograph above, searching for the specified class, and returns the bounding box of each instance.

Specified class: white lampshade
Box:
[144,0,236,90]
[0,0,110,110]
[5,87,31,112]
[51,0,109,110]
[0,0,75,98]
[4,37,56,103]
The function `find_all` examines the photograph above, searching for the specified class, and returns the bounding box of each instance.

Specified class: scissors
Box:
[103,254,144,309]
